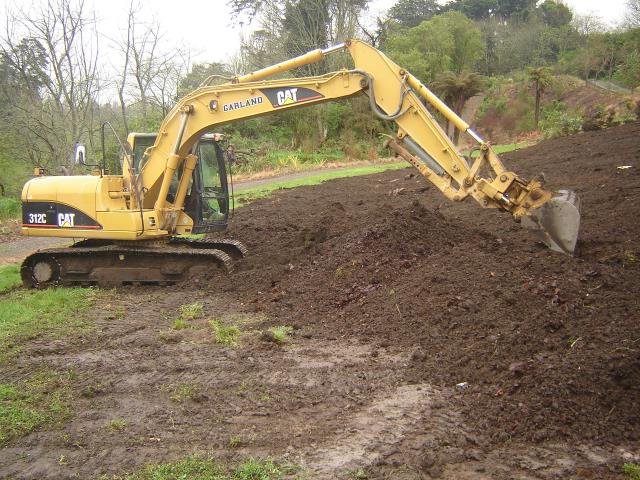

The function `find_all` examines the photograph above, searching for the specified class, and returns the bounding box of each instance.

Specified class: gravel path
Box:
[0,236,71,266]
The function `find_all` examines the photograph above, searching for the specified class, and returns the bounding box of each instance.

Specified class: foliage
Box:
[0,197,20,221]
[538,0,572,27]
[178,62,233,96]
[0,288,94,362]
[388,0,440,27]
[431,70,484,142]
[539,101,583,138]
[0,369,72,445]
[528,66,553,127]
[443,0,537,22]
[385,12,484,82]
[627,0,640,27]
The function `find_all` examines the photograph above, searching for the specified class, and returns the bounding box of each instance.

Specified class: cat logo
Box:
[277,88,299,106]
[57,213,76,228]
[260,86,324,108]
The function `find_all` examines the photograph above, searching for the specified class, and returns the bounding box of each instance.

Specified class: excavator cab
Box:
[129,132,231,233]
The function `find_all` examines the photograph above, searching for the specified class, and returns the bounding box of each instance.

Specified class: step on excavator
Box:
[20,40,581,287]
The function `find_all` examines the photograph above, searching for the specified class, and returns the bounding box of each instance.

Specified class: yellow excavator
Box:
[20,40,580,287]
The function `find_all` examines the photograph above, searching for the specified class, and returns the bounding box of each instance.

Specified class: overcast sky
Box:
[1,0,630,66]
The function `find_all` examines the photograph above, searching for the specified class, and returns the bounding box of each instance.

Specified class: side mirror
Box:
[74,143,87,165]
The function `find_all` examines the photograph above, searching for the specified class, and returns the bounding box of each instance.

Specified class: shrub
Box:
[539,101,582,138]
[0,197,20,221]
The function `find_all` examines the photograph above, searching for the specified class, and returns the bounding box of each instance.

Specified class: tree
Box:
[528,66,552,128]
[444,0,536,22]
[627,0,640,27]
[572,13,605,36]
[178,62,233,95]
[384,11,484,82]
[431,71,484,144]
[114,3,191,132]
[443,0,499,21]
[387,0,440,27]
[0,0,99,171]
[538,0,572,28]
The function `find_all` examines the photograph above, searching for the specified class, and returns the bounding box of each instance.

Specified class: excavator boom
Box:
[140,39,579,253]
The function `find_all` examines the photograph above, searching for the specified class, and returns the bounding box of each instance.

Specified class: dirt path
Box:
[0,236,71,266]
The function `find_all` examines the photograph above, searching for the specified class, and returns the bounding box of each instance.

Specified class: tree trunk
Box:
[534,81,541,128]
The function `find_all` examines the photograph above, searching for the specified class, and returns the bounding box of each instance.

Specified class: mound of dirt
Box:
[223,122,640,447]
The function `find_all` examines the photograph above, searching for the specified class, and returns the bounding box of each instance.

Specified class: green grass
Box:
[0,368,73,445]
[171,302,204,330]
[171,318,189,330]
[233,459,284,480]
[0,264,21,293]
[0,197,20,221]
[624,463,640,480]
[99,455,291,480]
[103,418,127,433]
[267,326,293,344]
[0,288,94,362]
[209,319,241,346]
[233,162,406,206]
[232,147,362,176]
[180,302,203,320]
[169,383,201,403]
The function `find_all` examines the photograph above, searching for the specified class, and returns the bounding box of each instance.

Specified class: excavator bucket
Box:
[522,189,581,254]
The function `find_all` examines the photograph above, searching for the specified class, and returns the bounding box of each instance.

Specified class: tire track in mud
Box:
[302,383,443,477]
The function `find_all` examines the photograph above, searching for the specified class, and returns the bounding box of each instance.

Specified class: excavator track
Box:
[21,239,248,288]
[168,237,248,259]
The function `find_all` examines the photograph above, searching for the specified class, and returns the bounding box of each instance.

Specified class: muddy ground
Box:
[0,123,639,479]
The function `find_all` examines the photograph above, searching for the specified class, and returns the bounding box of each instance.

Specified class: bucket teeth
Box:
[522,189,581,254]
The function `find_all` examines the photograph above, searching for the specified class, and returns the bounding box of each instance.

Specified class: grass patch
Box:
[169,383,201,403]
[624,463,640,480]
[0,288,94,362]
[234,458,284,480]
[267,326,293,344]
[99,454,291,480]
[233,162,406,206]
[0,368,73,445]
[171,318,189,330]
[0,264,21,293]
[209,319,241,346]
[171,302,204,330]
[180,302,203,320]
[350,468,369,479]
[103,418,127,433]
[0,197,20,221]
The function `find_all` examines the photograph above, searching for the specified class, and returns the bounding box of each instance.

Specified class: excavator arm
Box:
[136,40,579,253]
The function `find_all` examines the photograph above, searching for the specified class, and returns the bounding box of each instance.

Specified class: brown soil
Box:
[1,123,639,479]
